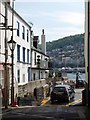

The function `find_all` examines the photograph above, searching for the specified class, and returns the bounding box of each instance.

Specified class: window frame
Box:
[22,25,25,39]
[17,44,20,62]
[22,47,25,62]
[34,52,36,65]
[27,29,29,42]
[27,49,29,63]
[17,69,20,83]
[17,21,20,36]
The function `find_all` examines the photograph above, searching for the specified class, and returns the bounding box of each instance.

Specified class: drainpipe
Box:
[87,1,90,108]
[4,2,9,109]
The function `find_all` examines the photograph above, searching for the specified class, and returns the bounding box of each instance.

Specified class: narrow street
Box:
[0,1,90,120]
[2,88,87,120]
[41,88,83,106]
[2,106,87,120]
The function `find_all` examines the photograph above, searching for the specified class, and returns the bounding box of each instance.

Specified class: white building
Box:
[0,1,50,104]
[0,1,32,101]
[31,29,49,81]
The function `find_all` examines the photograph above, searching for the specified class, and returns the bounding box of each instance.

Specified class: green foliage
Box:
[46,33,85,67]
[46,33,84,51]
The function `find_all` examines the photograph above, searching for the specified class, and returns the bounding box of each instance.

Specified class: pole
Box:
[11,0,14,106]
[88,1,90,107]
[4,2,9,109]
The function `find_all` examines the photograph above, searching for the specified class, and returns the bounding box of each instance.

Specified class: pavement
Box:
[2,97,90,120]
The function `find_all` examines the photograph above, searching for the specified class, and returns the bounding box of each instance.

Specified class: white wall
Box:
[0,2,32,95]
[0,2,49,98]
[85,1,88,84]
[31,49,49,81]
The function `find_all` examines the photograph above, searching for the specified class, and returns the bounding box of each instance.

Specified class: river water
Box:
[67,73,85,81]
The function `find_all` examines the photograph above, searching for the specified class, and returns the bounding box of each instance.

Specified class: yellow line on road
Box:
[41,98,50,106]
[66,99,82,106]
[41,98,82,106]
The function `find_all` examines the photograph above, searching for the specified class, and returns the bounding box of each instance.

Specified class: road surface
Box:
[2,88,86,120]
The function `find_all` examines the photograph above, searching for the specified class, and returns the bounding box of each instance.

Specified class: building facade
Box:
[31,29,49,81]
[85,1,90,107]
[0,1,49,105]
[0,1,32,102]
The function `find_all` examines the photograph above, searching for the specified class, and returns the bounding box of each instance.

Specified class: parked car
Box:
[76,80,85,88]
[50,84,75,103]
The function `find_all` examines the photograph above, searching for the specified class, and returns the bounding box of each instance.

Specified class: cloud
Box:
[15,2,84,42]
[15,0,84,3]
[46,27,84,39]
[19,10,84,27]
[32,26,84,42]
[37,11,84,26]
[56,11,84,26]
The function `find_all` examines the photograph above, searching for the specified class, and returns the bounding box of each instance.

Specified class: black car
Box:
[76,80,85,88]
[50,84,75,103]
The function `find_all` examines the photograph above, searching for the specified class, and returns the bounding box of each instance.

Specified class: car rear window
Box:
[53,87,66,92]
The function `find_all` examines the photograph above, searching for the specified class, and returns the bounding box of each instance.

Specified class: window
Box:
[27,49,29,63]
[17,21,20,36]
[41,55,42,60]
[34,52,36,65]
[17,44,20,61]
[33,73,35,80]
[17,69,20,83]
[41,72,43,79]
[39,71,40,79]
[28,67,30,81]
[27,29,29,42]
[22,26,25,39]
[22,47,25,62]
[23,74,25,82]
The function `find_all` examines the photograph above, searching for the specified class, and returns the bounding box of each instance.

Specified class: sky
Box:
[15,0,85,43]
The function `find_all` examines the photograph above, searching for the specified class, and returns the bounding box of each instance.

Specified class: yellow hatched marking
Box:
[66,99,82,106]
[41,98,50,106]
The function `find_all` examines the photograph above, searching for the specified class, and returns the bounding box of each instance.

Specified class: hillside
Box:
[46,34,84,52]
[46,34,85,68]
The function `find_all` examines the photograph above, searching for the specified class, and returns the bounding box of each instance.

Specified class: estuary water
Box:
[67,73,85,81]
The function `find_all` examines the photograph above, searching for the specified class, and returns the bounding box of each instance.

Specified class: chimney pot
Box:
[42,29,44,34]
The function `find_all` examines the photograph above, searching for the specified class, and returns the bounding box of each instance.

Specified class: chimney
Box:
[33,36,39,49]
[41,29,46,54]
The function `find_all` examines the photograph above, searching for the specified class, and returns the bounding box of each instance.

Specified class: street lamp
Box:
[8,36,16,106]
[8,36,16,51]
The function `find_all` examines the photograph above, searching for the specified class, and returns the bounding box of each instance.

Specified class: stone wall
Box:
[18,79,46,97]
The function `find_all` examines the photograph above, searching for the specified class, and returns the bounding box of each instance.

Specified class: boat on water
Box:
[59,67,85,73]
[61,71,85,88]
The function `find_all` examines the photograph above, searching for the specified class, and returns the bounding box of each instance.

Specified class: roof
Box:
[2,2,32,29]
[31,47,49,57]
